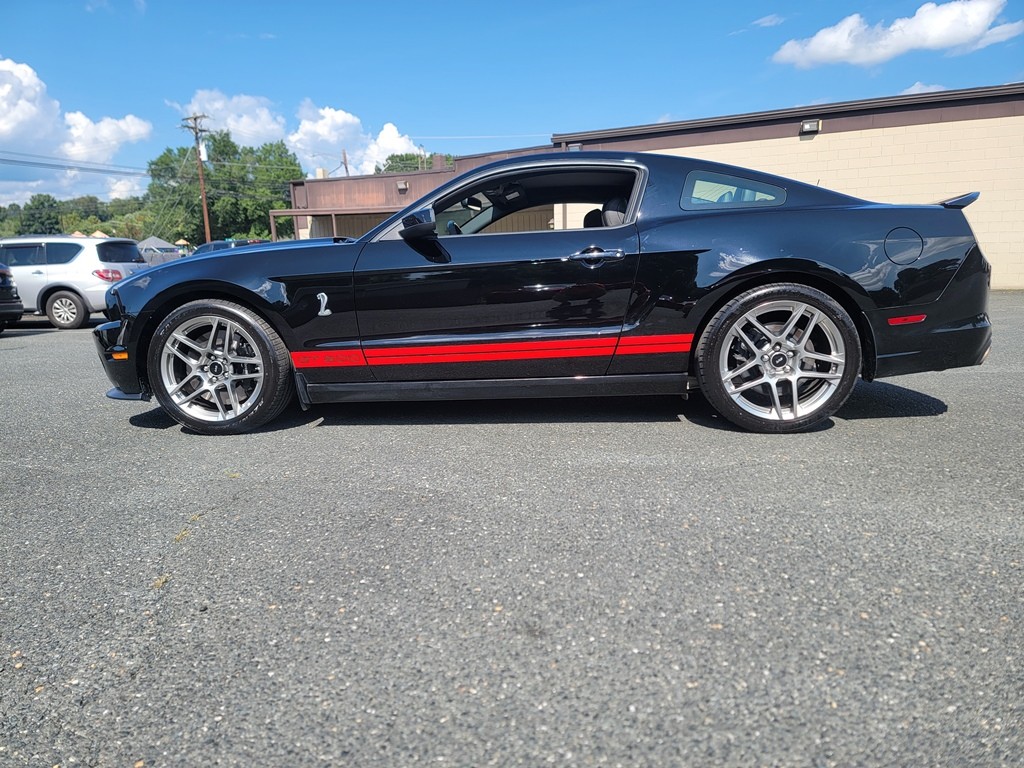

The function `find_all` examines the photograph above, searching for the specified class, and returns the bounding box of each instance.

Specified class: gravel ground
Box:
[1,292,1021,767]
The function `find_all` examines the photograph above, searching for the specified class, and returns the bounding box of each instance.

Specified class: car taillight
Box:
[94,269,124,282]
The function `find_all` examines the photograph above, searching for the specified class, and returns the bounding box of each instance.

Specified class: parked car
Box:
[94,151,991,435]
[0,261,24,335]
[139,245,181,265]
[0,236,148,329]
[190,239,269,257]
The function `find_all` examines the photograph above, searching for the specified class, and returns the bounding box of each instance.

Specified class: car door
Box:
[352,164,642,382]
[1,243,46,311]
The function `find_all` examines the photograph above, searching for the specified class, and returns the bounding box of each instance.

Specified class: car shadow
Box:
[0,327,56,339]
[679,379,947,432]
[128,408,180,430]
[835,379,947,420]
[126,380,947,434]
[275,395,690,430]
[3,317,105,336]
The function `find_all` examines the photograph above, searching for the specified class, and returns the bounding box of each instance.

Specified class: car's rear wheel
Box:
[147,299,294,435]
[46,290,88,329]
[695,283,861,433]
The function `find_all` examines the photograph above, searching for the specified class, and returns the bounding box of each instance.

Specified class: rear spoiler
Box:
[937,192,980,209]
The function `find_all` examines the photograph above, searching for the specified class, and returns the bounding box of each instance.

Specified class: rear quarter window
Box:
[97,241,143,263]
[681,170,786,211]
[46,243,84,264]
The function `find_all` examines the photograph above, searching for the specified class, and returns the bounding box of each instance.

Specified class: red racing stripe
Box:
[365,337,617,366]
[291,334,693,369]
[291,349,367,368]
[616,334,693,355]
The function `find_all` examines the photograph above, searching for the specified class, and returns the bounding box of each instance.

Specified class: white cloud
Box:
[773,0,1024,68]
[286,99,420,176]
[356,123,422,176]
[0,58,62,150]
[60,112,151,163]
[107,177,146,199]
[178,89,286,146]
[902,81,947,94]
[0,57,153,203]
[754,14,785,28]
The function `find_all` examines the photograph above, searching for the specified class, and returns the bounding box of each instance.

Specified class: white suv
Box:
[0,236,148,329]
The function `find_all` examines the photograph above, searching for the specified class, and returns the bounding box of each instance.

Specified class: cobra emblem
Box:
[316,292,332,316]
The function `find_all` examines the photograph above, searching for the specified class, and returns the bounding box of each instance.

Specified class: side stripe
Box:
[291,334,694,369]
[291,349,367,368]
[615,334,693,355]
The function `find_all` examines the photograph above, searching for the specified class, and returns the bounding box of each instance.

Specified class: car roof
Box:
[0,235,137,245]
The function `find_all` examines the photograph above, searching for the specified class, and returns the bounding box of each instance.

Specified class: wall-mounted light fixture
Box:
[799,119,822,135]
[396,180,410,193]
[567,142,583,152]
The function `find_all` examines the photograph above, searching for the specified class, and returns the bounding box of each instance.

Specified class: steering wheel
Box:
[446,220,463,235]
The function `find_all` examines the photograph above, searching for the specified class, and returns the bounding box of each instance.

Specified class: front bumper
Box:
[93,320,149,399]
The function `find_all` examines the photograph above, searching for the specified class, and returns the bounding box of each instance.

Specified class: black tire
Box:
[695,283,861,433]
[46,290,88,329]
[0,321,6,336]
[147,299,295,435]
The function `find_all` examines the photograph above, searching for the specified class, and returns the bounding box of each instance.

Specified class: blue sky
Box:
[2,0,1022,204]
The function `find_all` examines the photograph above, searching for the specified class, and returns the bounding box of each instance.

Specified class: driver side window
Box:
[434,167,638,237]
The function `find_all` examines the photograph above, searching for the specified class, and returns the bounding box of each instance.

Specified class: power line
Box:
[0,156,150,177]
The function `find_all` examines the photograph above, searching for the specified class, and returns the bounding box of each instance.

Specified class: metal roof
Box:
[552,82,1024,144]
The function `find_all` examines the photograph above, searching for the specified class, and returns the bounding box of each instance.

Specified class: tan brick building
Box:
[276,83,1023,288]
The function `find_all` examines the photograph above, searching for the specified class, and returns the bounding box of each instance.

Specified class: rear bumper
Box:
[93,320,149,398]
[868,244,991,379]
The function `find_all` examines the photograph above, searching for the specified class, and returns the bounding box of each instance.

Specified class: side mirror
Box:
[398,207,450,264]
[399,208,437,242]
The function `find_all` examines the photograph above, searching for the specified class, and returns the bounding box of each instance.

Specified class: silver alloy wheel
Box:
[718,299,846,422]
[158,314,266,423]
[51,296,79,326]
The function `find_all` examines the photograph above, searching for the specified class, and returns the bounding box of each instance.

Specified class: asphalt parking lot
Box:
[1,293,1022,767]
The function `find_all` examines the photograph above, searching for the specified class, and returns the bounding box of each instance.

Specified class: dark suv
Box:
[0,261,24,335]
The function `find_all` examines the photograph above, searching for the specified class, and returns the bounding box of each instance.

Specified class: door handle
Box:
[32,270,45,275]
[568,247,625,268]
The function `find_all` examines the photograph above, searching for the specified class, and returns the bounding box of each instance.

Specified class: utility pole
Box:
[181,114,212,244]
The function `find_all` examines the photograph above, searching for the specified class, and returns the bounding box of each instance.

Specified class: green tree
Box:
[19,194,62,235]
[59,213,105,235]
[106,197,144,219]
[146,131,302,243]
[0,204,20,237]
[374,152,428,174]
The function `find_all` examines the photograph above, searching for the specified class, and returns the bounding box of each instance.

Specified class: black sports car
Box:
[94,151,991,434]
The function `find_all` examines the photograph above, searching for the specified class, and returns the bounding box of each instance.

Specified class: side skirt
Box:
[297,373,695,404]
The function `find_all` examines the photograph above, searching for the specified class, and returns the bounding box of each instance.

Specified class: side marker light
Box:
[888,314,927,326]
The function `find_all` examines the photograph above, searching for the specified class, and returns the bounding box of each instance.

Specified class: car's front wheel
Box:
[147,300,294,435]
[46,290,88,329]
[695,283,861,433]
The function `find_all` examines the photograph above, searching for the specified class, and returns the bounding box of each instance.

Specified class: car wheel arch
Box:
[134,287,291,391]
[688,270,877,380]
[36,284,84,314]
